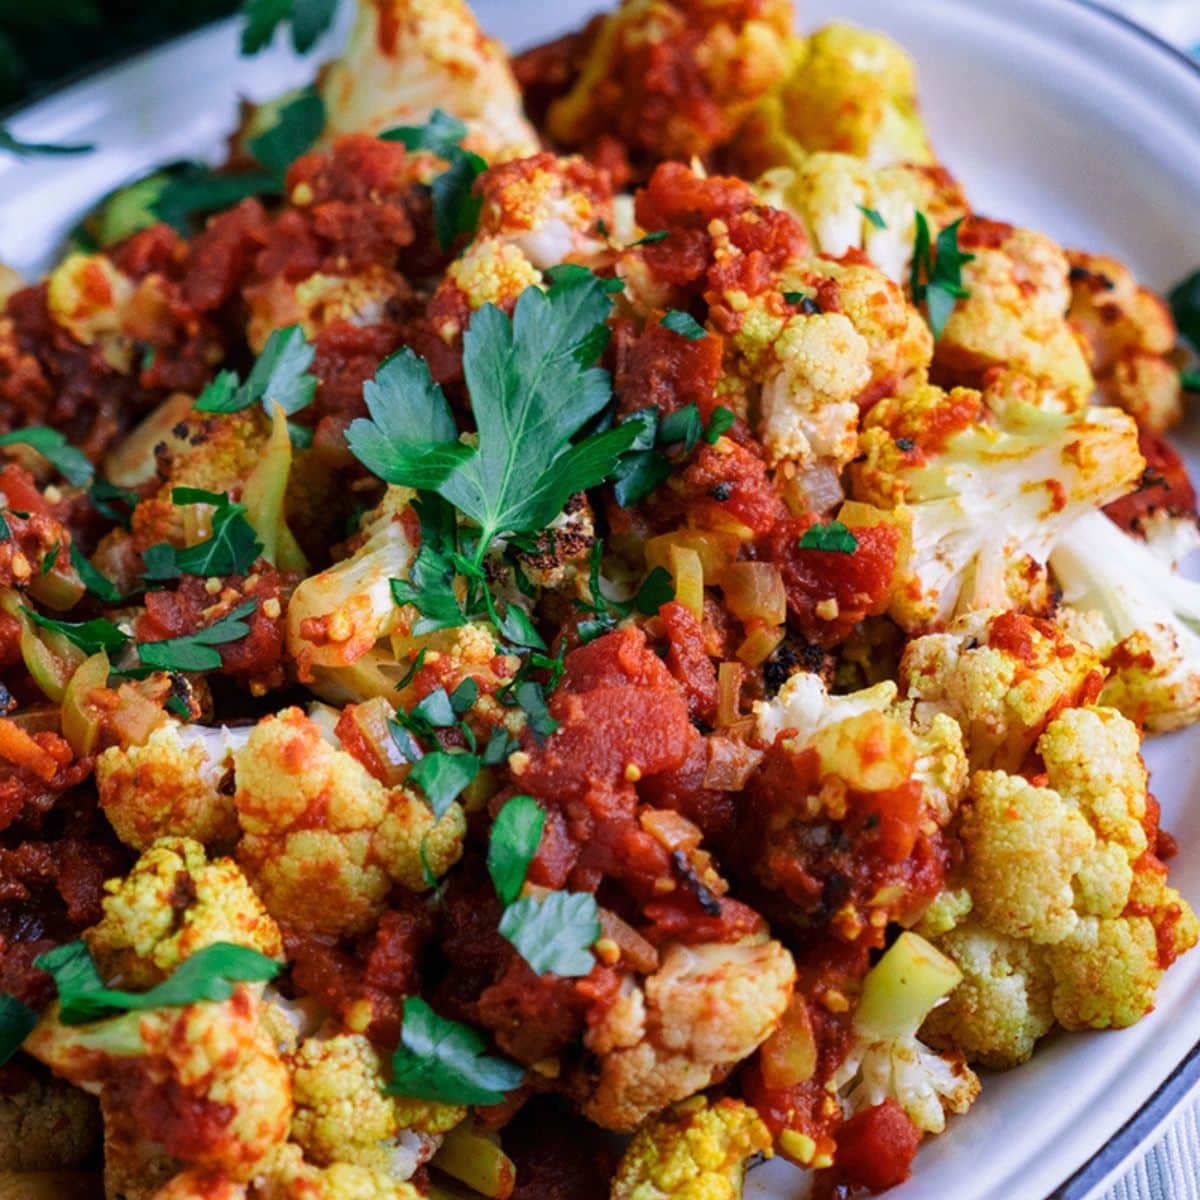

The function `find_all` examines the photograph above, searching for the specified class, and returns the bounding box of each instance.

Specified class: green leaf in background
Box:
[0,993,36,1065]
[241,0,338,55]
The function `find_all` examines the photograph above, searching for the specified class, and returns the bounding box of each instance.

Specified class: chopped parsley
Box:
[858,204,887,230]
[0,995,37,1066]
[611,403,731,508]
[21,608,128,656]
[40,542,59,575]
[137,600,257,672]
[0,427,93,486]
[408,751,480,819]
[240,0,339,55]
[498,890,601,977]
[245,86,326,178]
[149,164,280,236]
[1182,368,1200,394]
[705,406,736,443]
[488,795,545,907]
[798,520,859,554]
[381,109,486,250]
[629,230,670,247]
[660,310,707,341]
[635,566,676,615]
[1170,268,1200,354]
[35,940,280,1026]
[910,213,975,339]
[194,325,316,418]
[88,480,139,528]
[142,489,262,581]
[388,997,524,1106]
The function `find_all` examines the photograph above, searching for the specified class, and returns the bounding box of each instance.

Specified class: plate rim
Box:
[2,1,1200,1196]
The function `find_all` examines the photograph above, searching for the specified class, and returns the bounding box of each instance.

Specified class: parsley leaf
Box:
[0,512,9,541]
[858,204,887,230]
[348,272,638,576]
[705,406,735,443]
[488,795,545,907]
[241,0,339,54]
[660,310,707,341]
[910,213,974,339]
[635,566,675,615]
[88,480,138,528]
[195,326,316,417]
[1181,368,1200,394]
[151,164,280,235]
[611,408,673,508]
[498,891,600,977]
[35,941,280,1026]
[798,520,858,554]
[245,86,326,179]
[482,726,519,766]
[0,994,36,1065]
[408,751,480,819]
[388,996,523,1106]
[22,608,128,656]
[1170,269,1200,354]
[0,427,93,486]
[629,230,669,247]
[137,600,257,672]
[149,488,263,579]
[69,543,121,603]
[513,679,558,744]
[0,127,93,157]
[381,110,486,250]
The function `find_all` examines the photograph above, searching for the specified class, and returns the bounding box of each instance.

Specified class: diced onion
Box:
[61,652,110,756]
[783,461,844,517]
[737,624,786,667]
[669,545,705,619]
[759,996,818,1088]
[702,735,763,791]
[716,661,743,728]
[598,907,660,975]
[645,529,737,578]
[720,562,786,626]
[342,696,412,787]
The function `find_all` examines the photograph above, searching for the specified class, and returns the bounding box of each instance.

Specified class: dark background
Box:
[0,0,241,109]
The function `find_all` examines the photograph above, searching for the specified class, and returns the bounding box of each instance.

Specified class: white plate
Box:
[3,3,1200,1198]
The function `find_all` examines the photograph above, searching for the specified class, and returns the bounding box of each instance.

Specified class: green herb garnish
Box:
[858,204,887,230]
[498,891,601,978]
[240,0,339,54]
[798,520,859,554]
[910,213,974,339]
[0,427,93,485]
[0,994,37,1065]
[660,310,707,341]
[137,600,257,672]
[487,794,545,907]
[194,325,315,417]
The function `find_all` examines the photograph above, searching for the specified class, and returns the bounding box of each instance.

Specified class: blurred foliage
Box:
[0,0,242,107]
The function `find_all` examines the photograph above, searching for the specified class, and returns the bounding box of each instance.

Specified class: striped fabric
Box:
[1107,1104,1200,1200]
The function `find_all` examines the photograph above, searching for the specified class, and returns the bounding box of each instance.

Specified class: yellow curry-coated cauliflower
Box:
[26,986,292,1182]
[45,251,138,373]
[234,709,465,936]
[320,0,537,161]
[546,0,794,164]
[852,382,1143,631]
[583,936,795,1132]
[925,706,1197,1066]
[286,486,418,703]
[934,219,1094,404]
[289,1034,458,1181]
[86,837,284,989]
[739,22,936,174]
[611,1095,772,1200]
[900,608,1106,771]
[755,153,969,284]
[1052,508,1200,735]
[0,1069,100,1171]
[96,721,250,852]
[1067,250,1183,433]
[709,254,930,470]
[919,922,1055,1070]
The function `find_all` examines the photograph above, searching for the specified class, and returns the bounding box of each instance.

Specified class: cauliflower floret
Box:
[934,219,1094,405]
[927,706,1197,1061]
[1051,509,1200,733]
[86,837,283,989]
[852,383,1144,631]
[0,1069,100,1171]
[546,0,794,164]
[960,770,1096,943]
[45,251,137,372]
[750,673,968,935]
[234,709,464,936]
[741,22,936,173]
[286,487,418,703]
[319,0,537,161]
[289,1034,457,1182]
[833,933,980,1135]
[583,936,795,1132]
[919,924,1055,1070]
[26,988,292,1182]
[96,722,251,851]
[611,1095,772,1200]
[1068,250,1183,433]
[900,608,1107,771]
[756,153,969,284]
